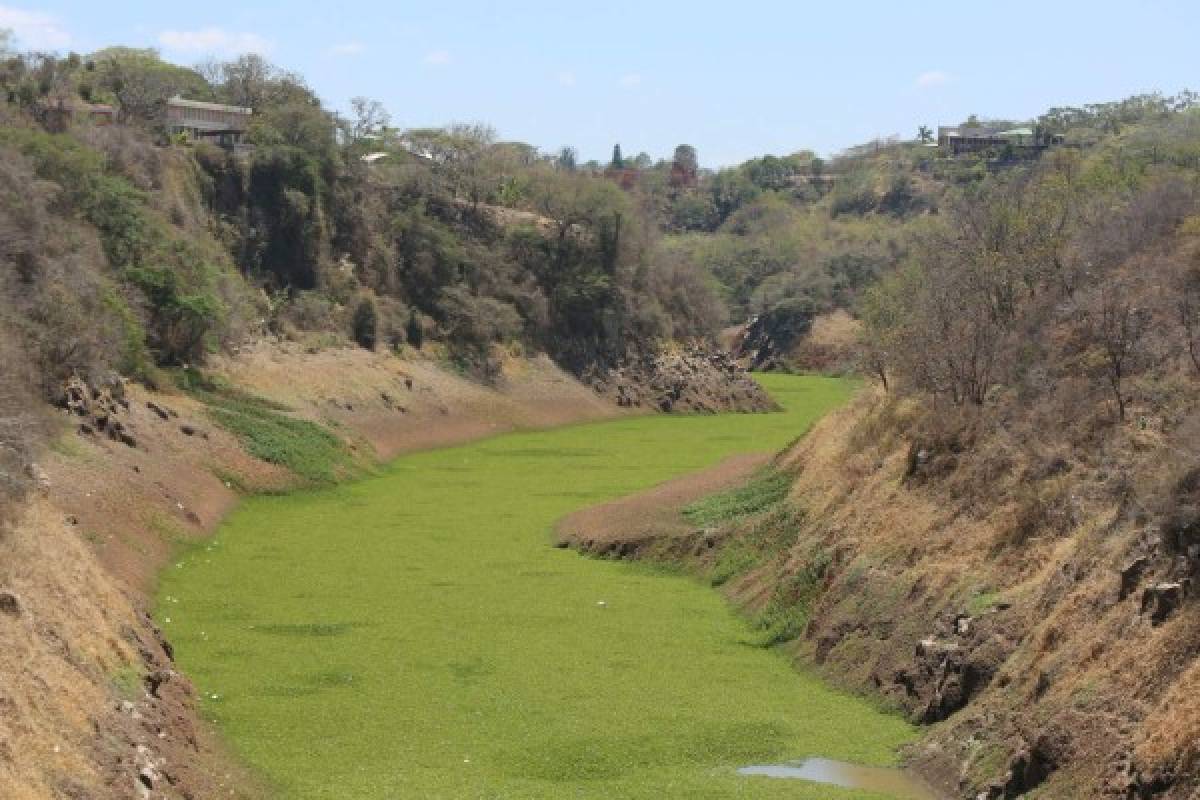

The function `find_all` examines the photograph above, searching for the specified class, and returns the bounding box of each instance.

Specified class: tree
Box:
[349,96,390,143]
[671,144,698,187]
[743,155,794,191]
[351,295,378,350]
[555,146,577,172]
[710,168,760,223]
[610,143,624,170]
[1176,262,1200,376]
[918,125,933,143]
[1083,280,1150,422]
[92,47,210,125]
[217,54,312,111]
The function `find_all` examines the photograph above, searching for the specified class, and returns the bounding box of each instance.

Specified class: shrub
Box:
[350,295,378,350]
[0,334,46,527]
[126,265,223,365]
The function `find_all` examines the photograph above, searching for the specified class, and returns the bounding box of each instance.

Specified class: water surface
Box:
[740,757,940,799]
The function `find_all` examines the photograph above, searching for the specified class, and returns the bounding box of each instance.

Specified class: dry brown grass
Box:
[756,382,1200,798]
[789,309,864,372]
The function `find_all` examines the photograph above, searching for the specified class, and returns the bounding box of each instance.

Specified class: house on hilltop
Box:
[39,98,116,132]
[937,125,1063,155]
[166,96,252,149]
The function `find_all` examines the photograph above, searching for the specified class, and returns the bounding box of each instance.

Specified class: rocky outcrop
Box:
[589,347,778,413]
[57,372,137,448]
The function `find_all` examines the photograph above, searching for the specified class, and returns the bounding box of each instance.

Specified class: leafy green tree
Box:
[710,168,759,223]
[610,143,624,170]
[92,47,210,125]
[918,125,933,143]
[743,155,795,191]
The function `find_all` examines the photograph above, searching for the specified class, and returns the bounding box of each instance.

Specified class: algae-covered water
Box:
[159,375,917,799]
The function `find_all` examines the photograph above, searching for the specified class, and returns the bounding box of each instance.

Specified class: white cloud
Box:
[327,41,366,57]
[424,49,451,66]
[557,70,576,87]
[915,70,951,88]
[618,73,642,88]
[0,4,71,50]
[158,26,272,56]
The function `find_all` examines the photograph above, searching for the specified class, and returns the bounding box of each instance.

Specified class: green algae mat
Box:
[159,375,916,799]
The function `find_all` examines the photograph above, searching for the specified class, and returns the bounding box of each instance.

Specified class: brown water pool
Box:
[739,757,941,799]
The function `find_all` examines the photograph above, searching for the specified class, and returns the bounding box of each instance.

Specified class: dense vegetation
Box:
[3,29,1199,527]
[854,93,1200,551]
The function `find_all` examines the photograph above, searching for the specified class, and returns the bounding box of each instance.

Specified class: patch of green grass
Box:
[748,551,831,648]
[110,665,144,701]
[206,404,348,484]
[684,468,793,527]
[967,589,1003,616]
[48,432,87,459]
[160,374,915,799]
[177,370,351,485]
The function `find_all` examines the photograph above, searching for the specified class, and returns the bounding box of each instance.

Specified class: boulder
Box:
[1140,582,1188,625]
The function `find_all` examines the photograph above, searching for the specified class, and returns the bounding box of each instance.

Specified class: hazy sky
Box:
[4,1,1198,165]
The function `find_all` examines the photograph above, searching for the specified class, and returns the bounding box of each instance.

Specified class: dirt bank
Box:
[557,390,1200,800]
[555,452,771,556]
[1,341,636,800]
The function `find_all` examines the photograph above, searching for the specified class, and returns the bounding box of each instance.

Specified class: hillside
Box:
[4,34,1200,800]
[559,96,1200,799]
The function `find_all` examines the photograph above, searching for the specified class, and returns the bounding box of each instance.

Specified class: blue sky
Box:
[3,1,1198,166]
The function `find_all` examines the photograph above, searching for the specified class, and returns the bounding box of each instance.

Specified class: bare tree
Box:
[1175,262,1200,376]
[1085,281,1150,422]
[349,96,390,143]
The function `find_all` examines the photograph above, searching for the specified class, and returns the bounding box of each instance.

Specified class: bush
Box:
[350,295,378,350]
[0,334,48,527]
[126,265,223,365]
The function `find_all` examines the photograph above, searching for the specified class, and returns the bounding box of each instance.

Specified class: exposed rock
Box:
[1140,581,1188,625]
[62,373,137,448]
[1119,556,1150,601]
[732,307,816,371]
[588,347,777,414]
[0,590,21,615]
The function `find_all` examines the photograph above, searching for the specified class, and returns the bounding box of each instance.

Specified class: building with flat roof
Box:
[166,96,252,148]
[937,125,1063,155]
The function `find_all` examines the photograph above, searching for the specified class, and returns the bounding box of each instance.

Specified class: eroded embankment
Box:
[558,390,1200,800]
